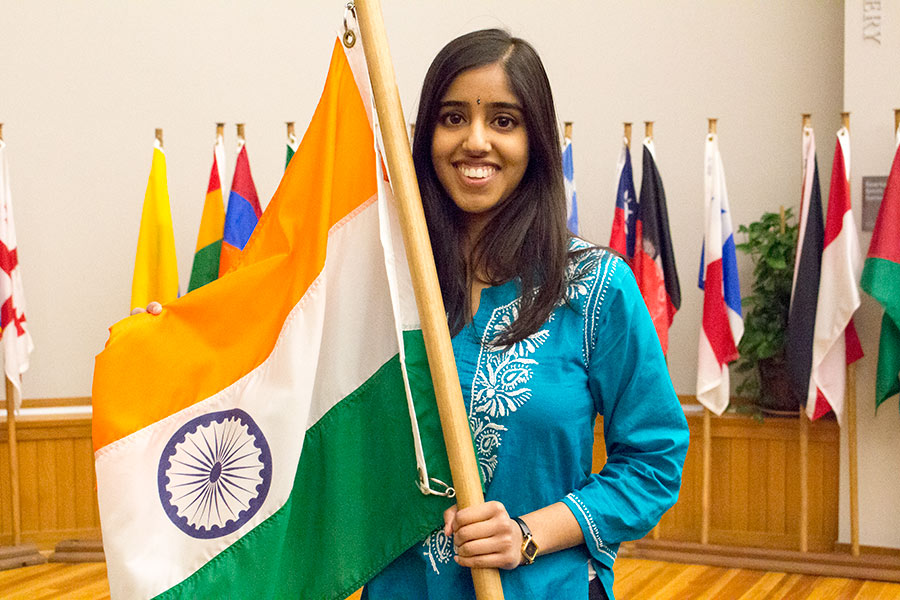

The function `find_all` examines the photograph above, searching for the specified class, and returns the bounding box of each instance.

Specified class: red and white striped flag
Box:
[808,126,863,422]
[0,138,34,409]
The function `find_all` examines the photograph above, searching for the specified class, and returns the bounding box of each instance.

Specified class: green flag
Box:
[860,135,900,410]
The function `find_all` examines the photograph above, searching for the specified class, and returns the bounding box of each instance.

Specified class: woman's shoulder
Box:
[564,237,629,295]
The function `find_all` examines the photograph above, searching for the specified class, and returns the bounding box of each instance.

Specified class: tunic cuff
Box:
[561,492,619,568]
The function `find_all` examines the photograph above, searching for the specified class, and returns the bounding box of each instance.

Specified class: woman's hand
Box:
[443,501,524,570]
[130,301,163,316]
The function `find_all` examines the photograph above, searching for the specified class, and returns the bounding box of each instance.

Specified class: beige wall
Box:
[842,0,900,550]
[6,0,890,547]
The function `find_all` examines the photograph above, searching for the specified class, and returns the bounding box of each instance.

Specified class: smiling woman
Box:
[363,28,689,600]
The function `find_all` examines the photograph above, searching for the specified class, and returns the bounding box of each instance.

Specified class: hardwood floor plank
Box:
[735,571,789,599]
[679,565,737,600]
[693,567,744,599]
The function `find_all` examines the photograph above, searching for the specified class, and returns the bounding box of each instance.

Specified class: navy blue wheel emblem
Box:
[158,409,272,539]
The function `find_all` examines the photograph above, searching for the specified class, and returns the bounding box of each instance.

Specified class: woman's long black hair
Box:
[413,29,571,344]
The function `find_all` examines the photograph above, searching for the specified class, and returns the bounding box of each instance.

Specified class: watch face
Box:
[523,538,538,560]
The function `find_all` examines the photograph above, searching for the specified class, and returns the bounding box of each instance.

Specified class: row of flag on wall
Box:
[581,117,900,419]
[130,127,305,311]
[134,113,900,420]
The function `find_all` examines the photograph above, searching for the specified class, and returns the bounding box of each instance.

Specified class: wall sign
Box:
[862,176,888,231]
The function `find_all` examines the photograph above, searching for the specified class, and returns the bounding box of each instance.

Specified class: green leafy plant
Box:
[733,209,799,412]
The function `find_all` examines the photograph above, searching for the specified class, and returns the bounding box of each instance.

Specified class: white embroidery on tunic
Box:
[565,492,617,560]
[423,243,614,574]
[422,529,454,574]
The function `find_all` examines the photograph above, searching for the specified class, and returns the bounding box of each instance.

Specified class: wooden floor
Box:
[2,558,900,599]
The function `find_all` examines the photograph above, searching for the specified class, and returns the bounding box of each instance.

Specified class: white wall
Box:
[842,0,900,550]
[7,0,892,547]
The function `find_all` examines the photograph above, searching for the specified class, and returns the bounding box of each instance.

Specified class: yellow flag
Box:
[131,139,178,310]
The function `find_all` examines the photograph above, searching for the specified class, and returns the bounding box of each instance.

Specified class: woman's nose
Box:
[463,121,490,153]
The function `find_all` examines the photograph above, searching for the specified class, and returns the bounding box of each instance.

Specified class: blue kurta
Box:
[365,243,689,599]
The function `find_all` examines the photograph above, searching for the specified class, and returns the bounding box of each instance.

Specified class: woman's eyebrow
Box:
[438,100,523,111]
[488,101,523,111]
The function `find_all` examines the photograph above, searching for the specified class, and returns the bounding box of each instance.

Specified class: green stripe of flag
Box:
[187,240,223,292]
[861,256,900,409]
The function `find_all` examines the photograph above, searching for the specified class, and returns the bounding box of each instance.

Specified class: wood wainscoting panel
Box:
[592,408,840,552]
[0,417,100,549]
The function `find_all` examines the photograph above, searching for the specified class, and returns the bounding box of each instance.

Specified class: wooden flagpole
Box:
[647,118,665,543]
[841,111,861,558]
[564,121,572,141]
[641,121,663,541]
[353,1,503,597]
[154,128,163,147]
[799,114,810,553]
[895,108,900,136]
[236,123,245,143]
[286,121,295,140]
[216,122,224,139]
[624,122,632,148]
[645,118,662,543]
[5,376,21,547]
[699,117,719,547]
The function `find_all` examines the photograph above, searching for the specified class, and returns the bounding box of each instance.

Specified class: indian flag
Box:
[187,134,227,292]
[94,36,452,599]
[131,138,178,310]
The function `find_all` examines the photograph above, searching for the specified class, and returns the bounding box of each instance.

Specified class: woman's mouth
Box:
[457,164,496,179]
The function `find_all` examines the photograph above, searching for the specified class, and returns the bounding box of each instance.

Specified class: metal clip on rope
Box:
[417,467,456,498]
[343,2,357,48]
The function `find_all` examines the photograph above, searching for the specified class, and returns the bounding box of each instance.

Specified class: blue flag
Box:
[563,137,579,234]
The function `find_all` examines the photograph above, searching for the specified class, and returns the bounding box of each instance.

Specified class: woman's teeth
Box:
[459,165,495,179]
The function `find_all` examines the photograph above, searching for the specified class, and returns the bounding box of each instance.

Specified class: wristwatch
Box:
[512,517,539,565]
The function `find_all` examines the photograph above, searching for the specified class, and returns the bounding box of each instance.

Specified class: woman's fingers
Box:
[130,301,163,317]
[442,505,458,537]
[449,501,522,570]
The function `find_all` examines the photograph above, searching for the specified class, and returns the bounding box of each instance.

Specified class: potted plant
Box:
[733,208,799,413]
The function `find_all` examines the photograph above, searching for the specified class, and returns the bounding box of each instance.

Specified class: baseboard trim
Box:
[621,539,900,583]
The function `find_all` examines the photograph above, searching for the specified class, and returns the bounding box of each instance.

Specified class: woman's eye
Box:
[494,115,516,129]
[440,113,464,126]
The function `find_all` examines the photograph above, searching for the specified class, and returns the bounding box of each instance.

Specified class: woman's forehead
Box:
[440,63,520,105]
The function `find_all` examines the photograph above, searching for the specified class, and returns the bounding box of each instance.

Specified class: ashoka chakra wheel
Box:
[157,408,272,539]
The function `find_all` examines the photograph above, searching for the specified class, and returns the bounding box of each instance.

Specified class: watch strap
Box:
[512,517,539,565]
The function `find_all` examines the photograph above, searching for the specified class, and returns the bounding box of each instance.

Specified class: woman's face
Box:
[431,62,529,230]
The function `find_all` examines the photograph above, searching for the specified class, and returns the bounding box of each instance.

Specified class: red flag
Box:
[634,138,681,354]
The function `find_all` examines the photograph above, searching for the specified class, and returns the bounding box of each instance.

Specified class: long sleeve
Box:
[561,257,689,568]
